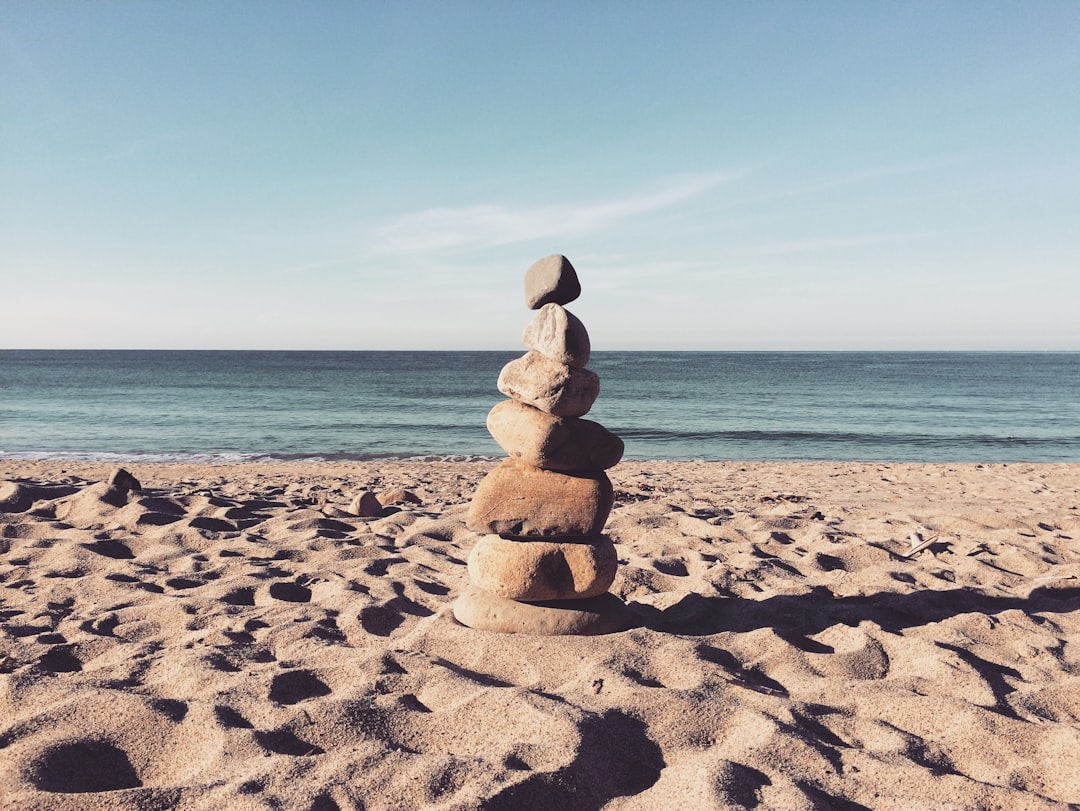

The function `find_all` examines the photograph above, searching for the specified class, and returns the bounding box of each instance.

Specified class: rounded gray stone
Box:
[524,255,581,309]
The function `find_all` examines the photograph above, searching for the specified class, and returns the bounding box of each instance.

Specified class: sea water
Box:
[1,351,1078,463]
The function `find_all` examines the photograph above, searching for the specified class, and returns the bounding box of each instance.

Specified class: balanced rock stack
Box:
[453,255,632,635]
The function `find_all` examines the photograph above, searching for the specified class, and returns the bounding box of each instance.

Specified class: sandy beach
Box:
[1,459,1078,809]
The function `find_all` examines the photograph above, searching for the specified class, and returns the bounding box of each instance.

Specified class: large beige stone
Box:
[486,400,623,472]
[467,535,617,600]
[524,254,581,309]
[497,351,599,418]
[453,585,632,635]
[467,460,614,538]
[522,303,590,368]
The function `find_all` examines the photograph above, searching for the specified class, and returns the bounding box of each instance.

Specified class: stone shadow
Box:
[632,585,1080,643]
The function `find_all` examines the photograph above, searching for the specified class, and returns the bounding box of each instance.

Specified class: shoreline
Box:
[5,456,1080,474]
[2,459,1079,808]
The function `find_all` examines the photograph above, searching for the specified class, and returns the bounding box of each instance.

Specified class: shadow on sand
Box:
[630,584,1080,643]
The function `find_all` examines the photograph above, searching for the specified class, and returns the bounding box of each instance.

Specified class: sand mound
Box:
[1,460,1078,809]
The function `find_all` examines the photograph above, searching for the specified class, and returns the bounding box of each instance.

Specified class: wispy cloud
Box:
[749,157,968,204]
[369,172,734,256]
[744,230,943,255]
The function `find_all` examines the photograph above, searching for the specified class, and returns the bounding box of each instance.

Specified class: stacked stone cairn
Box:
[453,255,632,635]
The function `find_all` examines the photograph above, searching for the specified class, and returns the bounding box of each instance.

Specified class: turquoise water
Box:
[1,351,1078,462]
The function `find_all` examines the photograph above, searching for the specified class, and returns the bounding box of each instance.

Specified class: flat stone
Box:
[524,254,581,309]
[497,351,599,418]
[467,535,617,601]
[522,303,590,368]
[467,460,613,538]
[487,400,623,471]
[453,585,632,635]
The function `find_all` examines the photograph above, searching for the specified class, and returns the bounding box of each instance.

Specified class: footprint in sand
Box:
[254,726,325,756]
[37,645,84,673]
[267,581,312,602]
[26,739,143,793]
[359,591,436,638]
[8,691,224,798]
[82,538,135,559]
[269,669,332,705]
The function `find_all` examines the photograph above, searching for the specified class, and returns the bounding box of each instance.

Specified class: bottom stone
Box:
[467,535,617,601]
[453,585,632,636]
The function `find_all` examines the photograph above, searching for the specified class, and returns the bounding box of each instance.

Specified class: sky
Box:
[2,2,1078,351]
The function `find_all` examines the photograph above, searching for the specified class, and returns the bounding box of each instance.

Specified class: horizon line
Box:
[3,347,1079,354]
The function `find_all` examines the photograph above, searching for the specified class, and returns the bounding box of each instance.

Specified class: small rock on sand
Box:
[108,468,142,493]
[348,491,384,517]
[378,488,422,506]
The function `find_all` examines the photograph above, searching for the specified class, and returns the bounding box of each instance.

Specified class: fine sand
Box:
[1,459,1079,810]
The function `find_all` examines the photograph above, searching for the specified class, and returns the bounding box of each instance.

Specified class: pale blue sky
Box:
[2,2,1078,350]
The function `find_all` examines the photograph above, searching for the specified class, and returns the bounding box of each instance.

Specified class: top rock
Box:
[524,255,581,309]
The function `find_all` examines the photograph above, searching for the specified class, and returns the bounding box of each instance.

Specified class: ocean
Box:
[1,351,1078,463]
